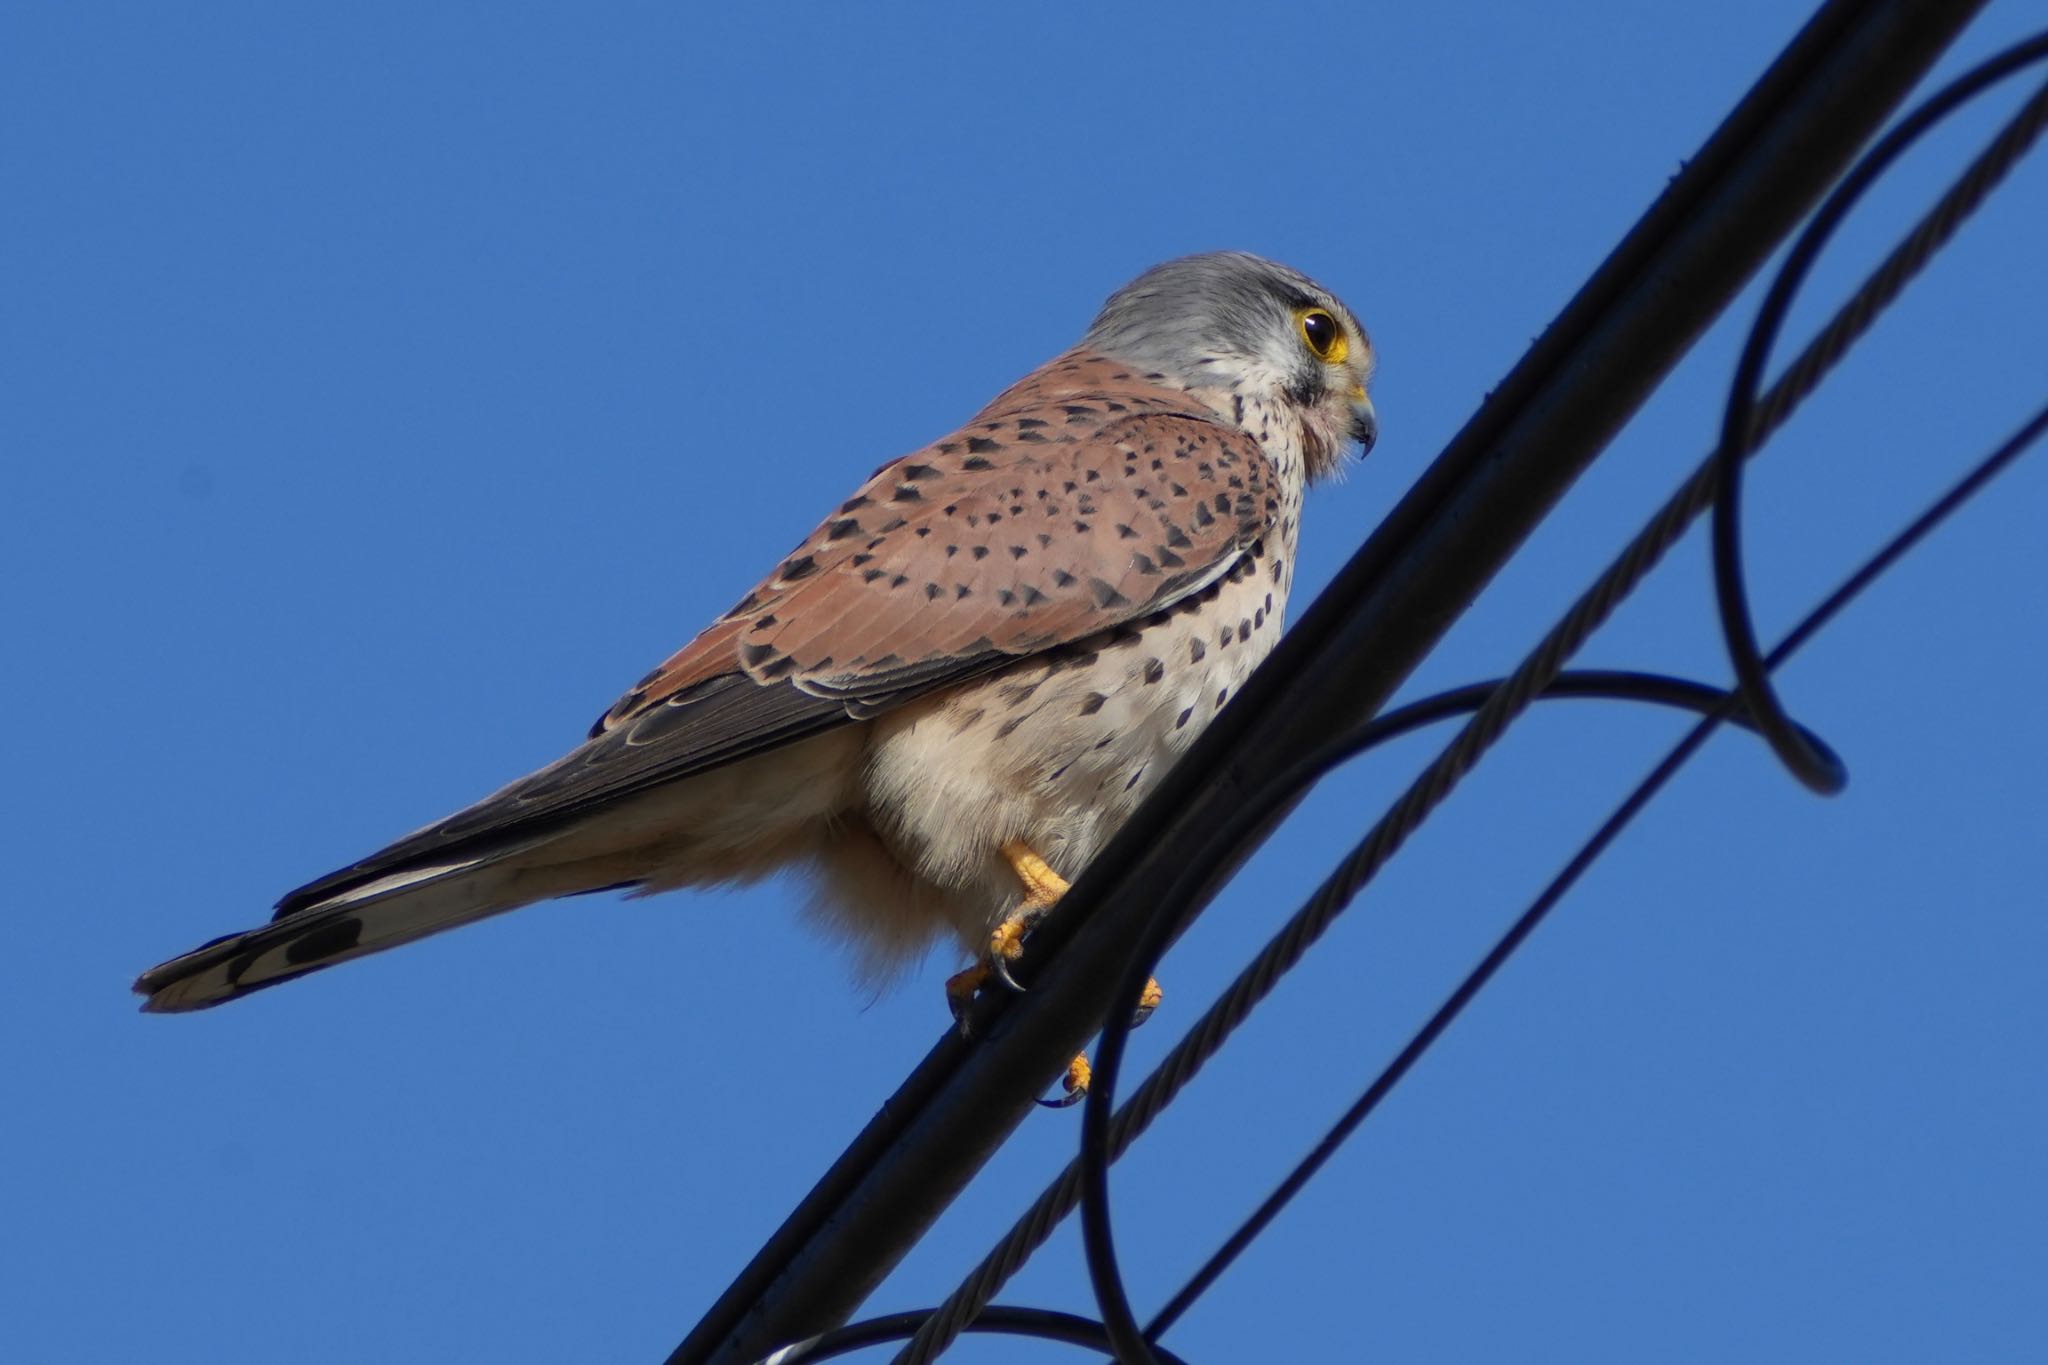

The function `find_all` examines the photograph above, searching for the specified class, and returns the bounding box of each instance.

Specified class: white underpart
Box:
[812,383,1310,977]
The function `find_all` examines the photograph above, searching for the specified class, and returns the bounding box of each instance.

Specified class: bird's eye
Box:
[1298,308,1347,363]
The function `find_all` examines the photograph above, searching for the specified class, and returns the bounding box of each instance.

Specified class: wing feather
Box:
[615,350,1281,713]
[275,350,1280,913]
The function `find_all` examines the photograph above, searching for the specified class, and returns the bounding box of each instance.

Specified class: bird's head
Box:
[1081,251,1376,481]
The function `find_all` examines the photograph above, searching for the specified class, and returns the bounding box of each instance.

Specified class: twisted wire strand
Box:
[1142,398,2048,1344]
[1082,50,2048,1363]
[872,675,1839,1365]
[893,39,2048,1365]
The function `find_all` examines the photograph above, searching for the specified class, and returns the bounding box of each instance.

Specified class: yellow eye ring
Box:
[1297,308,1348,364]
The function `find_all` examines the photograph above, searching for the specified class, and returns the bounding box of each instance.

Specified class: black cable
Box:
[754,1305,1193,1365]
[894,29,2048,1365]
[1078,38,2048,1363]
[859,674,1839,1365]
[1074,687,1827,1357]
[1712,37,2048,793]
[998,672,1836,1092]
[1142,399,2048,1346]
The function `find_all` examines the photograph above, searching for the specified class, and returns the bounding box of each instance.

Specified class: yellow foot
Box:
[1035,981,1160,1111]
[1003,837,1071,905]
[1133,976,1164,1028]
[971,838,1168,1113]
[1038,1052,1092,1109]
[989,838,1072,992]
[945,963,989,1035]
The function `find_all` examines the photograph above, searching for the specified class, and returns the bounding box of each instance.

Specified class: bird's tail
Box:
[133,841,609,1012]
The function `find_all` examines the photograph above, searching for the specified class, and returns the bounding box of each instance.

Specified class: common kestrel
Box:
[137,252,1377,1096]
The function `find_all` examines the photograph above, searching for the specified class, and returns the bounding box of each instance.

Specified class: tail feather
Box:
[134,848,580,1012]
[136,730,867,1011]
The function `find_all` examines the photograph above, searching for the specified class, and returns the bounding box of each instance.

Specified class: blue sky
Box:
[5,4,2045,1361]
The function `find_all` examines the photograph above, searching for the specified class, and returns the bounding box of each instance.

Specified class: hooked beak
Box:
[1349,391,1378,455]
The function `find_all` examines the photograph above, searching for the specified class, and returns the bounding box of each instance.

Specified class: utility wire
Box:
[801,373,2045,1361]
[669,6,1995,1360]
[895,36,2048,1365]
[1140,398,2048,1347]
[1127,39,2048,1353]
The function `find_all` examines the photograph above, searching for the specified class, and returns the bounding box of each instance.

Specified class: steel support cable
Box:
[1141,397,2048,1348]
[1082,43,2048,1363]
[680,6,1985,1360]
[786,670,1838,1360]
[1077,40,2048,1362]
[894,31,2048,1362]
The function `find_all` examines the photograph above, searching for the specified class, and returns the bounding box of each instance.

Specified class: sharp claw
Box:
[945,964,990,1036]
[1039,1053,1091,1108]
[990,953,1027,994]
[1040,1055,1089,1113]
[1130,976,1164,1029]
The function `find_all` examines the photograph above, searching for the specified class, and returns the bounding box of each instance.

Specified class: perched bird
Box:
[136,251,1377,1097]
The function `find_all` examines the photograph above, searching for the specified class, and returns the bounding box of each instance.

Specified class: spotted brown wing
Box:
[602,350,1281,719]
[275,351,1279,915]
